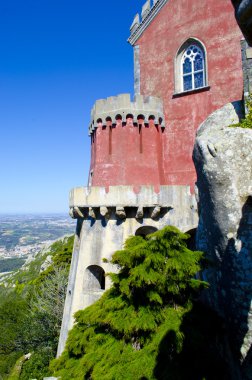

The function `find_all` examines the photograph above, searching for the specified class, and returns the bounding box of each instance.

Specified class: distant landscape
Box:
[0,214,75,273]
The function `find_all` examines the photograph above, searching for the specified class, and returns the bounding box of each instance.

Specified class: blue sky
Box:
[0,0,144,213]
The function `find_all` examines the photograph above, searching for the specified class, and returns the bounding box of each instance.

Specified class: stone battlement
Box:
[89,93,164,136]
[128,0,168,45]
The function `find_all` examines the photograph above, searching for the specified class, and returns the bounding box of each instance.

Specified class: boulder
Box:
[232,0,252,45]
[193,101,252,373]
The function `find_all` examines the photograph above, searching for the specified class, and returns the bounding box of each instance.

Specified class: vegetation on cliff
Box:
[231,95,252,129]
[0,235,74,380]
[51,226,230,380]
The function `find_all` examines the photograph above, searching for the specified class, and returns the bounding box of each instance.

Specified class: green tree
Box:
[0,289,27,355]
[0,235,74,379]
[51,226,208,379]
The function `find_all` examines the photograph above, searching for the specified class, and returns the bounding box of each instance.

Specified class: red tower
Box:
[88,94,165,190]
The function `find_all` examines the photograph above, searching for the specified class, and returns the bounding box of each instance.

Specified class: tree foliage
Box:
[0,235,74,379]
[231,95,252,129]
[51,226,216,380]
[0,258,26,273]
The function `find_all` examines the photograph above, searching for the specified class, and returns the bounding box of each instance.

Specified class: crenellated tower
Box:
[57,93,198,356]
[88,94,165,188]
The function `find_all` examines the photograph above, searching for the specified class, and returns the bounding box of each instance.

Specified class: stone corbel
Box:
[74,207,84,218]
[100,206,110,219]
[116,206,126,220]
[69,207,84,219]
[151,205,161,219]
[136,206,144,219]
[69,207,74,219]
[88,207,96,219]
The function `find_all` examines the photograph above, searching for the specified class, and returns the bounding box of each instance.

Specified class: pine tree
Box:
[51,226,209,380]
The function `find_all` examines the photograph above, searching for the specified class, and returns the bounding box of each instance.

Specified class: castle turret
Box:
[57,94,198,356]
[88,94,165,188]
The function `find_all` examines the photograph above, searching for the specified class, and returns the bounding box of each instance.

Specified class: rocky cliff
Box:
[232,0,252,46]
[193,101,252,377]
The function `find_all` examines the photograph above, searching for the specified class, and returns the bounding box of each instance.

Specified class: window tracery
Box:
[174,39,207,94]
[182,45,205,91]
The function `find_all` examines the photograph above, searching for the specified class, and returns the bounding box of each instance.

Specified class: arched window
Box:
[175,39,207,93]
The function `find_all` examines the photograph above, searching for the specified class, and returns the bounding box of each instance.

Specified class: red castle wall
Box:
[90,0,243,191]
[137,0,243,190]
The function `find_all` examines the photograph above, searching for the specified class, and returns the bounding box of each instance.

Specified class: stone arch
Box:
[84,265,105,290]
[135,225,158,238]
[185,228,197,250]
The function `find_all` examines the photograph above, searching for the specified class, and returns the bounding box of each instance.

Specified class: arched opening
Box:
[185,228,197,250]
[135,226,158,238]
[84,265,105,290]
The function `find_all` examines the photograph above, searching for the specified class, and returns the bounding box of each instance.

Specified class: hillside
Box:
[0,235,74,379]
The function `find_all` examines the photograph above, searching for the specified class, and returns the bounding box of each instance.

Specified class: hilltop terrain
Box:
[0,214,75,276]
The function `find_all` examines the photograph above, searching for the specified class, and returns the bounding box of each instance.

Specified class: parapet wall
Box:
[69,185,198,232]
[70,185,192,208]
[89,93,164,136]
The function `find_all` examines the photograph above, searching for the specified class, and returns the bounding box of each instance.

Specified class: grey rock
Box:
[232,0,252,45]
[193,101,252,374]
[40,255,52,273]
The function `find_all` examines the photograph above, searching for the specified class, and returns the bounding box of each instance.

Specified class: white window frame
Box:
[174,38,208,94]
[181,45,206,92]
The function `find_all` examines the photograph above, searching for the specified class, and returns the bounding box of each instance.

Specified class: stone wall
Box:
[57,184,198,356]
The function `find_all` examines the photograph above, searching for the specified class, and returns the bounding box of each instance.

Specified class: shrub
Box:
[230,95,252,129]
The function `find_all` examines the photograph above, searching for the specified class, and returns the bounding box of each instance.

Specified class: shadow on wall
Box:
[153,302,238,380]
[153,199,252,379]
[135,226,158,238]
[185,228,197,251]
[84,265,105,291]
[220,196,252,379]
